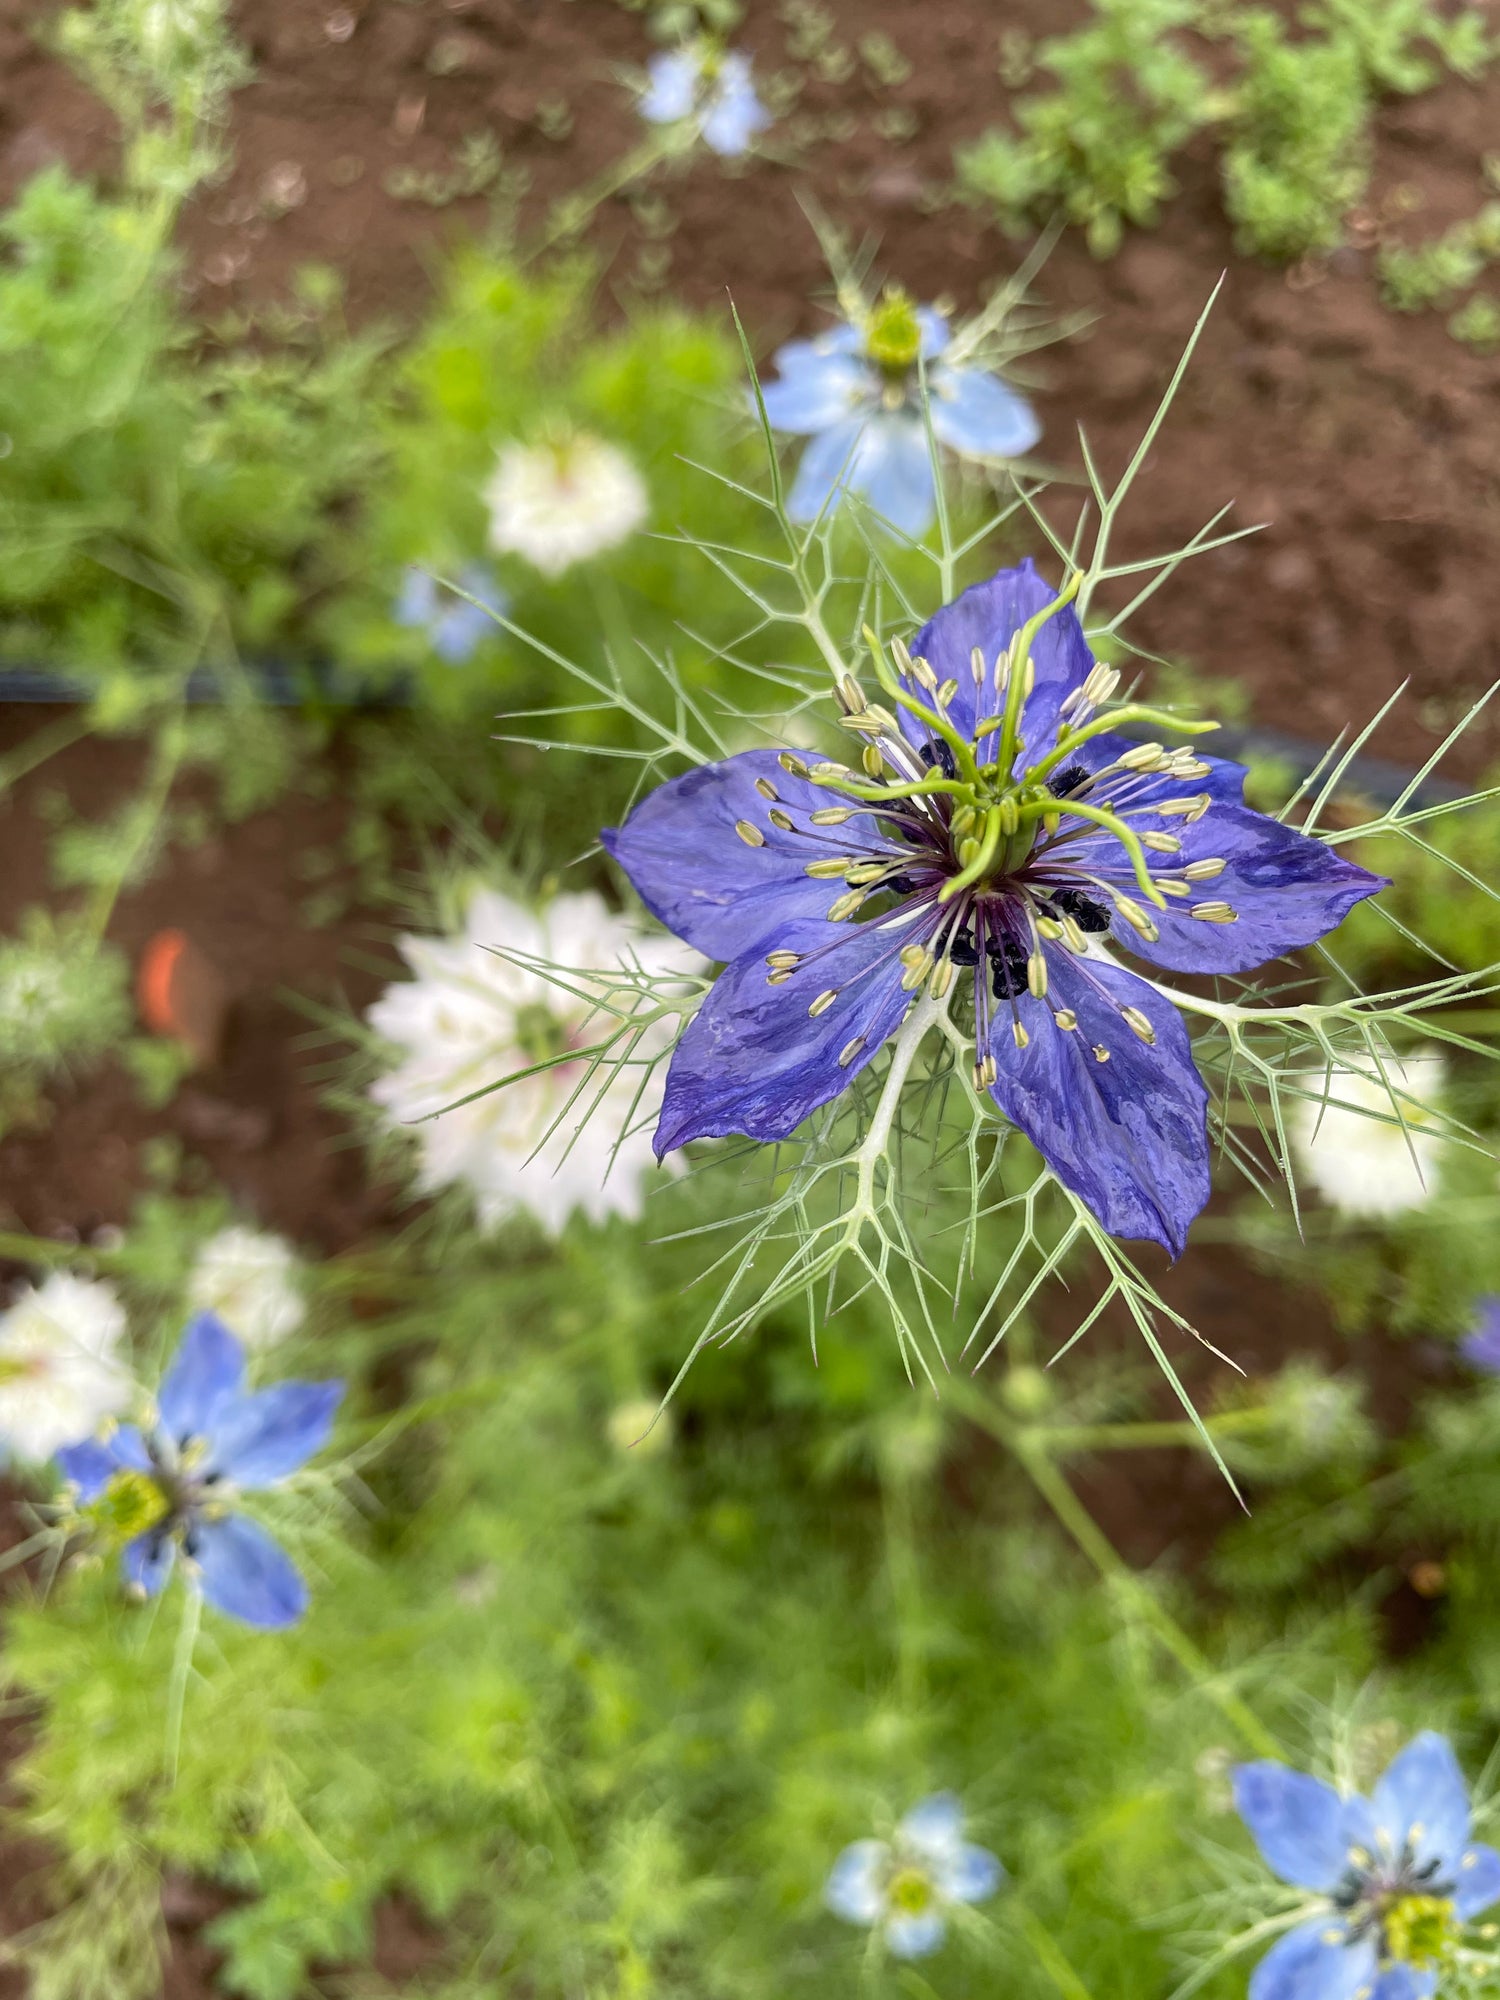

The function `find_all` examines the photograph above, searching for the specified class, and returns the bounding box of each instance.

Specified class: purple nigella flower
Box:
[1234,1733,1500,1998]
[603,560,1384,1255]
[394,563,507,665]
[759,287,1041,536]
[639,44,770,158]
[57,1314,341,1630]
[1461,1297,1500,1373]
[825,1792,1003,1958]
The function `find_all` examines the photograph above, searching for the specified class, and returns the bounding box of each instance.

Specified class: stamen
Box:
[1035,915,1064,940]
[838,1035,867,1068]
[1012,1021,1030,1049]
[900,949,934,992]
[977,1053,998,1088]
[930,957,955,999]
[862,745,885,778]
[804,857,852,878]
[909,652,937,692]
[766,969,792,985]
[844,862,893,885]
[1055,1009,1078,1030]
[1154,879,1191,899]
[1061,916,1088,953]
[891,635,914,676]
[811,760,851,780]
[1190,901,1238,923]
[969,645,985,686]
[735,819,765,847]
[1114,896,1160,943]
[810,807,854,825]
[754,777,778,801]
[1183,857,1226,880]
[1121,1007,1156,1044]
[837,673,867,714]
[827,890,867,921]
[1153,793,1212,819]
[1118,741,1166,772]
[765,950,800,970]
[1092,1044,1110,1063]
[767,808,794,831]
[779,752,810,777]
[1141,831,1182,852]
[1082,662,1119,706]
[1027,951,1048,999]
[808,989,839,1017]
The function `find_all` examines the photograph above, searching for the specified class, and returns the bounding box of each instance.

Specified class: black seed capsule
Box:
[1047,762,1091,797]
[949,930,979,966]
[987,935,1032,1000]
[920,739,957,780]
[1048,887,1111,934]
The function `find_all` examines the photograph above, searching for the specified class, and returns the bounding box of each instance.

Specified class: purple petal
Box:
[1371,1732,1470,1877]
[1249,1918,1376,2000]
[205,1381,342,1490]
[157,1315,245,1446]
[122,1528,176,1598]
[1453,1841,1500,1918]
[901,560,1093,770]
[1232,1763,1364,1893]
[56,1427,148,1498]
[654,915,918,1156]
[1461,1298,1500,1373]
[190,1513,307,1629]
[984,948,1210,1256]
[603,749,894,961]
[759,347,872,433]
[928,366,1041,460]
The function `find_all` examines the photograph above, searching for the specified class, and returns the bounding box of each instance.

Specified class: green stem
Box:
[994,572,1083,779]
[1011,1901,1100,2000]
[1021,705,1218,790]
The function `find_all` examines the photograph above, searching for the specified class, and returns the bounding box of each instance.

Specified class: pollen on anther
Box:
[838,1035,866,1068]
[1141,831,1182,853]
[969,645,985,685]
[1012,1021,1030,1050]
[936,677,958,709]
[809,989,839,1017]
[1183,857,1226,881]
[1190,901,1238,923]
[778,752,809,777]
[810,806,853,825]
[1092,1044,1111,1063]
[1122,1007,1156,1045]
[1055,1009,1078,1030]
[734,818,765,847]
[767,807,794,831]
[754,777,778,801]
[765,950,800,971]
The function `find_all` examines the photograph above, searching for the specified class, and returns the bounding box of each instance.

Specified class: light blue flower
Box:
[394,563,507,666]
[57,1314,342,1630]
[1234,1733,1500,1998]
[760,287,1041,536]
[825,1792,1004,1958]
[639,44,770,158]
[1461,1297,1500,1373]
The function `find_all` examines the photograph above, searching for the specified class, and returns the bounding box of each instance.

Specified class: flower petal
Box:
[1231,1763,1364,1893]
[157,1315,245,1446]
[825,1838,888,1924]
[1369,1968,1436,2000]
[1249,1918,1376,2000]
[884,1911,947,1959]
[787,416,866,524]
[123,1528,176,1598]
[654,915,917,1156]
[640,50,699,123]
[1372,1732,1470,1878]
[701,60,769,154]
[56,1426,149,1498]
[984,949,1209,1256]
[603,750,894,961]
[845,417,937,537]
[1453,1841,1500,1918]
[935,1843,1004,1905]
[191,1514,307,1628]
[898,1791,964,1856]
[759,348,872,433]
[928,366,1041,460]
[1461,1299,1500,1375]
[900,559,1093,768]
[205,1380,343,1490]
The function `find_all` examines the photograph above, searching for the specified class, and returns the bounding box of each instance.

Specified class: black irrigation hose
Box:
[0,668,1467,808]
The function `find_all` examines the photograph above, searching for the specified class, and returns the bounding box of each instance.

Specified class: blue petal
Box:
[1461,1298,1500,1374]
[602,749,888,960]
[122,1528,176,1598]
[654,914,918,1156]
[825,1839,887,1924]
[157,1315,245,1446]
[787,417,866,525]
[1370,1969,1436,2000]
[1372,1732,1471,1878]
[640,49,700,123]
[928,366,1041,460]
[759,348,872,433]
[985,948,1210,1256]
[845,417,937,537]
[190,1513,307,1629]
[934,1843,1004,1905]
[898,1792,964,1854]
[900,560,1093,770]
[1249,1918,1376,2000]
[204,1380,342,1490]
[56,1427,149,1498]
[1453,1841,1500,1918]
[393,566,436,627]
[1232,1763,1364,1893]
[916,308,951,360]
[885,1911,946,1959]
[701,60,770,154]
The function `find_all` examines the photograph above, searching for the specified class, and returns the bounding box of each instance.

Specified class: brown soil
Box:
[0,0,1495,1990]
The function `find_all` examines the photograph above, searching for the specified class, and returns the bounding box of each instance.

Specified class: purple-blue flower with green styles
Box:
[1461,1297,1500,1373]
[1234,1733,1500,1997]
[639,44,770,157]
[603,561,1384,1254]
[760,287,1041,536]
[394,563,507,665]
[825,1792,1003,1958]
[57,1314,341,1630]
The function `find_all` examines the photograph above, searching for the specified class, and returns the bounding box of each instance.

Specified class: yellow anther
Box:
[1183,857,1226,880]
[811,760,850,780]
[845,862,890,885]
[827,890,867,922]
[766,970,792,985]
[862,744,885,777]
[1012,1021,1030,1049]
[1155,879,1191,899]
[1092,1044,1111,1063]
[1141,831,1182,853]
[1114,896,1160,941]
[1122,1007,1156,1044]
[1061,917,1088,954]
[1027,952,1048,999]
[767,808,794,831]
[765,950,800,970]
[1055,1008,1078,1030]
[998,795,1020,836]
[1035,916,1064,940]
[1153,793,1211,818]
[810,807,854,825]
[910,653,937,692]
[809,989,839,1017]
[837,1035,867,1068]
[735,819,765,847]
[936,678,958,708]
[754,777,779,800]
[1118,741,1166,771]
[951,805,977,839]
[930,957,955,999]
[979,1053,998,1087]
[899,943,928,968]
[1190,901,1238,923]
[779,752,810,777]
[901,951,934,992]
[837,673,867,714]
[969,645,985,685]
[804,858,851,879]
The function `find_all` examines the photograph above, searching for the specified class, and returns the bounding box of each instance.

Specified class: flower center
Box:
[887,1867,935,1915]
[513,1002,572,1068]
[1381,1892,1457,1969]
[864,287,923,377]
[87,1468,172,1550]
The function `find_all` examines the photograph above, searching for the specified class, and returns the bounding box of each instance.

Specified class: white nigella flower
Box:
[187,1226,306,1351]
[367,887,694,1237]
[484,435,648,579]
[1292,1047,1450,1218]
[0,1273,131,1463]
[825,1793,1004,1959]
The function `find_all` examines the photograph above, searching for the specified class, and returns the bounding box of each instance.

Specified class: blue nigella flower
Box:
[1460,1297,1500,1373]
[1234,1733,1500,1998]
[57,1314,342,1630]
[759,287,1042,537]
[639,43,770,158]
[394,563,507,666]
[825,1792,1003,1958]
[603,560,1385,1254]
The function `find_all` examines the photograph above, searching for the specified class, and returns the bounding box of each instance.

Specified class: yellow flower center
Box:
[1383,1893,1457,1969]
[887,1867,935,1915]
[84,1469,171,1550]
[864,288,923,376]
